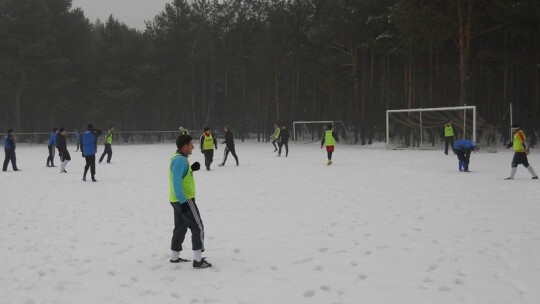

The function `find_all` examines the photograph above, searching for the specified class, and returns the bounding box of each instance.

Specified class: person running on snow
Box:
[270,124,280,152]
[99,127,114,163]
[321,124,339,165]
[56,128,71,173]
[277,125,289,157]
[3,129,19,172]
[46,127,58,167]
[443,120,455,155]
[200,127,217,171]
[169,134,212,269]
[218,125,239,167]
[453,139,479,172]
[505,124,538,180]
[81,124,103,182]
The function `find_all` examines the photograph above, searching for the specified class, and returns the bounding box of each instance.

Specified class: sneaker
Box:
[60,170,67,173]
[82,177,86,181]
[170,257,190,263]
[193,259,212,269]
[92,177,97,182]
[273,149,278,152]
[327,160,332,166]
[533,176,538,180]
[218,163,224,167]
[504,177,513,180]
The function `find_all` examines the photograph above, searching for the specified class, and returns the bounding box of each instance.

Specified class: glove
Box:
[505,142,512,149]
[215,146,218,150]
[191,161,201,171]
[201,149,204,154]
[181,203,189,213]
[81,153,85,158]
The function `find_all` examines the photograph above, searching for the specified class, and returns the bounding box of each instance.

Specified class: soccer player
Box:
[169,134,212,269]
[505,124,538,180]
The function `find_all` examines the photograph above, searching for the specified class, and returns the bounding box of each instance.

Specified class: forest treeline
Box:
[1,0,539,143]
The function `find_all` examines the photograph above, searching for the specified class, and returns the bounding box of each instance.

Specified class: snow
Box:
[1,141,540,304]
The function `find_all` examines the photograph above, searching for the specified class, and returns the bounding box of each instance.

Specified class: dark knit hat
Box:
[59,127,65,132]
[87,124,94,130]
[7,128,13,133]
[203,126,210,131]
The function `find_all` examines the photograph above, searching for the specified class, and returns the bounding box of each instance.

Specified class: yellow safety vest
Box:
[169,153,195,202]
[105,130,113,144]
[444,125,454,137]
[513,130,527,152]
[324,130,335,146]
[202,133,215,150]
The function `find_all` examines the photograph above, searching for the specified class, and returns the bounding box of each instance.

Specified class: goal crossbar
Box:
[386,106,476,149]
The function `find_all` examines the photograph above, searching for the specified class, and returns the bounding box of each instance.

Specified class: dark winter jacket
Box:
[57,134,68,154]
[222,130,235,148]
[4,133,15,151]
[278,128,289,143]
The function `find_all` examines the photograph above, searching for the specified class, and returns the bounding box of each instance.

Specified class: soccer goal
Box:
[292,120,351,144]
[386,106,498,152]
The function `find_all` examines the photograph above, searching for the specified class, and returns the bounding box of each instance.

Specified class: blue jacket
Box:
[48,132,57,146]
[453,139,477,151]
[81,130,103,156]
[4,134,15,151]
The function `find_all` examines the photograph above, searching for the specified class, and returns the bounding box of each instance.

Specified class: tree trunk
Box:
[456,0,473,105]
[15,74,26,131]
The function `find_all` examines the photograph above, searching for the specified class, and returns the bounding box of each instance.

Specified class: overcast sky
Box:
[71,0,171,30]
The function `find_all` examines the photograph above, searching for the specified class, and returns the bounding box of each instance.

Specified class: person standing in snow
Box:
[277,125,289,157]
[169,134,212,269]
[200,127,217,171]
[74,129,81,152]
[453,139,479,172]
[218,125,239,167]
[504,124,538,180]
[270,124,280,152]
[3,129,19,172]
[443,121,455,155]
[99,127,114,163]
[321,124,339,165]
[81,124,103,182]
[46,127,58,167]
[56,128,71,173]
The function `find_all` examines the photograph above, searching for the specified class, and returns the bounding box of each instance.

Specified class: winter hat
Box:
[59,127,65,133]
[203,126,210,132]
[327,124,333,129]
[87,124,94,130]
[7,128,13,134]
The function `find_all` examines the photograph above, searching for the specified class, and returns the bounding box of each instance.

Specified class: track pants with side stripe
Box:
[170,199,205,252]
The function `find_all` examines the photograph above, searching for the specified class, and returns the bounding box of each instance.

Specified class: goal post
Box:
[386,106,481,150]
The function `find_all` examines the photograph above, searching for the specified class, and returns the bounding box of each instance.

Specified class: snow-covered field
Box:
[1,141,539,304]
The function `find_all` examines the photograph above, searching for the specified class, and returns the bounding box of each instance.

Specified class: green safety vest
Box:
[513,130,526,152]
[169,153,195,202]
[274,127,280,139]
[444,125,454,137]
[324,130,335,146]
[105,130,113,144]
[202,133,215,150]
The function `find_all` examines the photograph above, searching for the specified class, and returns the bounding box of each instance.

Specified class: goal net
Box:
[292,121,352,144]
[386,106,498,152]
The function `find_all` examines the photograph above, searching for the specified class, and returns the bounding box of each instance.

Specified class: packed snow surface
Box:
[1,141,539,304]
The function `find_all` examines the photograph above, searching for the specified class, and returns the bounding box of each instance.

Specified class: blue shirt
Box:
[171,154,189,203]
[82,131,98,156]
[4,134,15,150]
[453,139,476,151]
[48,132,57,146]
